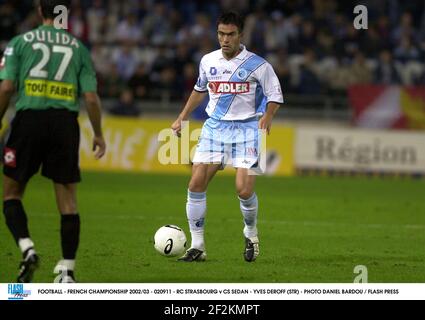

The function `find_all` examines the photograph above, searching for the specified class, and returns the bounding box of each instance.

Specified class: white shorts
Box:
[192,118,263,173]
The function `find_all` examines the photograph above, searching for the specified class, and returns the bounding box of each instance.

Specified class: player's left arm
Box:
[259,102,280,135]
[256,62,284,135]
[79,44,106,159]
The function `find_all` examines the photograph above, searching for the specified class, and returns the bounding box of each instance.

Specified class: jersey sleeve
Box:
[78,45,97,93]
[255,62,284,105]
[194,57,208,92]
[0,37,20,82]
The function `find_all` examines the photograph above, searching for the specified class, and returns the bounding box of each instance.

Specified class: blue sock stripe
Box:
[188,190,207,200]
[239,193,257,206]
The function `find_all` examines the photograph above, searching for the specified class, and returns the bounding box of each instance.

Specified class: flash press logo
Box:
[7,284,32,300]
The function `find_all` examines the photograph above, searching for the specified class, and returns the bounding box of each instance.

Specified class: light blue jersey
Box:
[192,45,283,172]
[194,45,283,121]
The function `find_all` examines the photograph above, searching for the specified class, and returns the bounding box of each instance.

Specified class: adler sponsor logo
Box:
[208,82,250,94]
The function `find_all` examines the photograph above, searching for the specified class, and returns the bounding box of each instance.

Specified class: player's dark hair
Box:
[217,12,244,34]
[39,0,71,19]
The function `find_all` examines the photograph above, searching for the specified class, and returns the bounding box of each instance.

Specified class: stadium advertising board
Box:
[349,85,425,130]
[79,117,295,176]
[296,127,425,174]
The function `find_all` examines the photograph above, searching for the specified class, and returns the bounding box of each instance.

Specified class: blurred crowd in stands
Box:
[1,0,425,109]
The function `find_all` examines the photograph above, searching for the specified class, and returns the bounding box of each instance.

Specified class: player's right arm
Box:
[0,80,15,128]
[0,37,19,129]
[172,57,208,136]
[171,90,207,137]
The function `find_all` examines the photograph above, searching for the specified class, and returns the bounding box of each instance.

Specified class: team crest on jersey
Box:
[209,67,217,76]
[236,68,248,80]
[208,82,250,94]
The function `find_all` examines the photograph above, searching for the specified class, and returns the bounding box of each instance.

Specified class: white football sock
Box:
[239,193,258,238]
[186,190,207,251]
[18,238,35,254]
[60,259,76,271]
[55,259,75,272]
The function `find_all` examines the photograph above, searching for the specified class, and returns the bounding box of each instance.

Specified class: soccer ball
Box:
[154,225,187,257]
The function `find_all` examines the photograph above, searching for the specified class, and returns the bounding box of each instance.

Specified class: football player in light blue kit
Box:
[171,12,283,262]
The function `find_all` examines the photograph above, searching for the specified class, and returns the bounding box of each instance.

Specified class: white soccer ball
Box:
[154,225,187,257]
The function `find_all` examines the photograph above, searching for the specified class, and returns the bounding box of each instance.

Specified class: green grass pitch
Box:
[0,171,424,283]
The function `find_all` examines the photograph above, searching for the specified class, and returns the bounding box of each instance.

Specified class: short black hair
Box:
[39,0,71,19]
[217,12,244,33]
